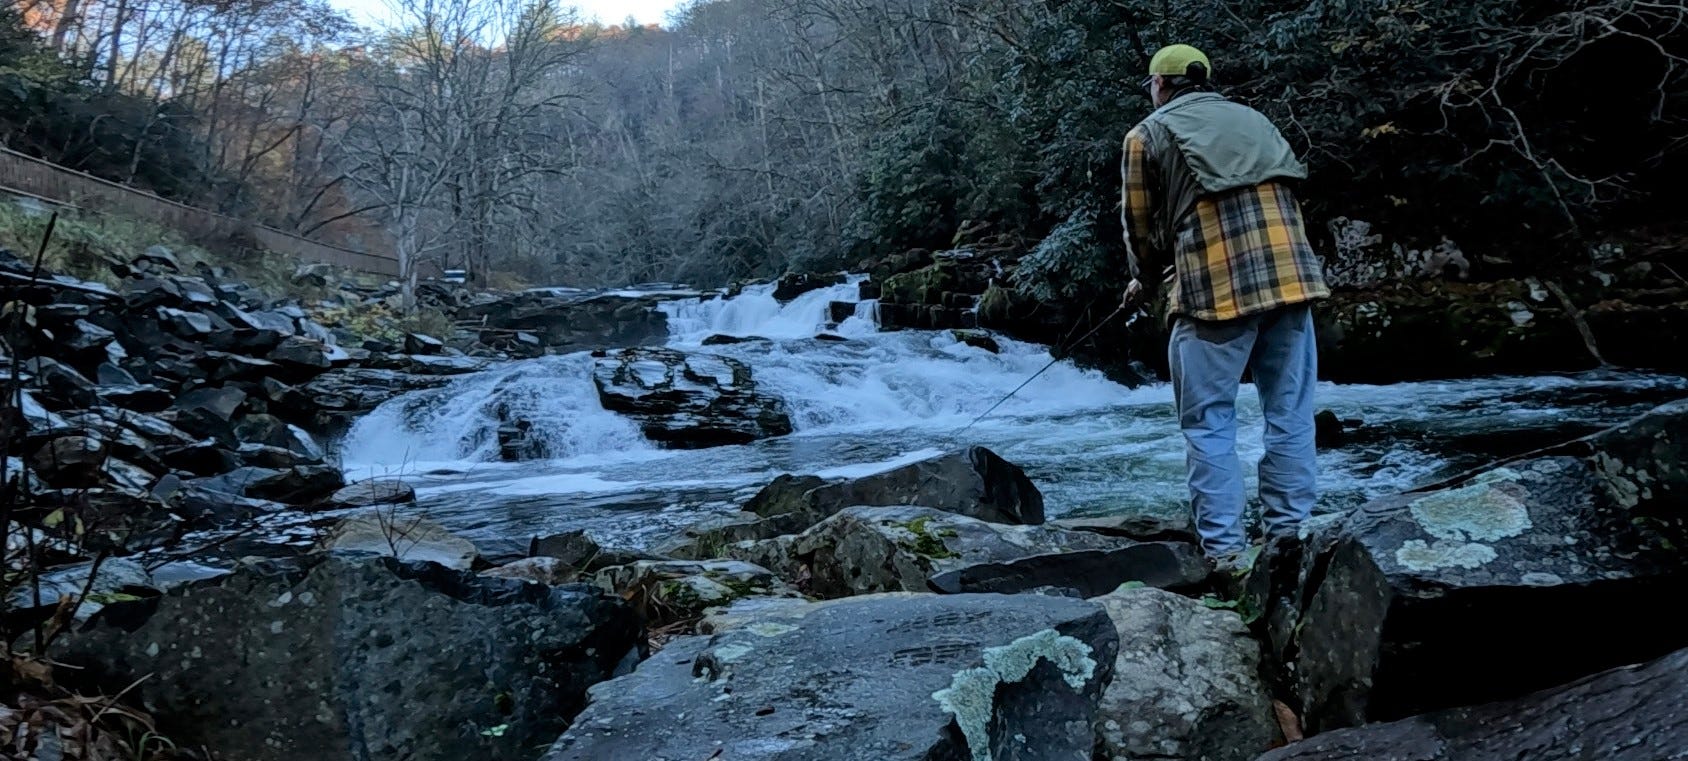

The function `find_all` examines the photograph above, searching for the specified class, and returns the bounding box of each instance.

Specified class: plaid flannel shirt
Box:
[1122,127,1329,322]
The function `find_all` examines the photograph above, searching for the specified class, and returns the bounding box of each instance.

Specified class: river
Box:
[310,278,1688,558]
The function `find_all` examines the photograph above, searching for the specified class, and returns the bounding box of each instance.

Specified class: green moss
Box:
[898,515,959,559]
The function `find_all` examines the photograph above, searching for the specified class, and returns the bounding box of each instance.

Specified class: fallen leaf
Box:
[1273,699,1304,742]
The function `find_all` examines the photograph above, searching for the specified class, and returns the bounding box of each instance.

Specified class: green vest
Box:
[1135,92,1307,251]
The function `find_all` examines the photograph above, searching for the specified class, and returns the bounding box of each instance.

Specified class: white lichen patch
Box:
[709,643,754,664]
[1409,469,1531,543]
[1396,539,1497,571]
[746,622,798,638]
[931,629,1097,761]
[1594,452,1652,509]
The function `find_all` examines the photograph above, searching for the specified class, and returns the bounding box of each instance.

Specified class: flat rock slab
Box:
[1258,646,1688,761]
[546,593,1120,761]
[928,543,1208,597]
[58,555,643,761]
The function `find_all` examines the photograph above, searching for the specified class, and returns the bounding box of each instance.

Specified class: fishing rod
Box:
[955,303,1138,437]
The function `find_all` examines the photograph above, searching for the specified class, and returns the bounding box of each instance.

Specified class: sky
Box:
[331,0,686,28]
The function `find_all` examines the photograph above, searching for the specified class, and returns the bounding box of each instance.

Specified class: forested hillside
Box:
[5,0,1686,300]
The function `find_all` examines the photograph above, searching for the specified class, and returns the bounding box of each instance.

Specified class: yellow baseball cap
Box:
[1148,44,1212,78]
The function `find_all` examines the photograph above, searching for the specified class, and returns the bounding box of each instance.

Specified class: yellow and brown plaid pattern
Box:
[1122,128,1329,322]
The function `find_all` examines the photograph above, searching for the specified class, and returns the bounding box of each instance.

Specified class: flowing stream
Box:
[331,278,1687,557]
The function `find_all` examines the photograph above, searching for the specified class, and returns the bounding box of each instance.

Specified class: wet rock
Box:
[324,515,479,570]
[829,300,857,323]
[28,436,108,487]
[1051,513,1199,544]
[927,543,1208,597]
[124,277,182,309]
[233,414,324,459]
[1091,587,1278,761]
[8,558,155,618]
[59,555,642,761]
[592,347,792,449]
[951,330,1001,354]
[544,592,1118,761]
[594,559,795,627]
[746,447,1044,537]
[159,306,218,337]
[203,351,280,382]
[174,386,246,422]
[1250,400,1688,733]
[772,271,846,302]
[700,334,770,346]
[483,557,579,586]
[529,530,657,571]
[732,506,1125,599]
[236,443,315,469]
[267,335,335,370]
[154,440,243,477]
[64,318,117,353]
[813,332,848,342]
[23,357,99,408]
[189,465,343,504]
[97,383,173,412]
[134,245,180,272]
[404,332,444,355]
[1260,646,1688,761]
[329,479,416,508]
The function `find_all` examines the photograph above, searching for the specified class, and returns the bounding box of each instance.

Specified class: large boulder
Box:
[731,506,1153,599]
[1250,400,1688,733]
[58,555,643,761]
[592,347,792,448]
[1091,587,1278,761]
[324,515,479,570]
[745,447,1045,538]
[189,465,343,504]
[1258,646,1688,761]
[927,543,1208,597]
[545,593,1118,761]
[329,479,416,508]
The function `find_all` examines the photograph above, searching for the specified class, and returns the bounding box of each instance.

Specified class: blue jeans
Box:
[1169,303,1319,556]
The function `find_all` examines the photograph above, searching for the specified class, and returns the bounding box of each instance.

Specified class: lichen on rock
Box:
[932,628,1097,761]
[1407,468,1532,542]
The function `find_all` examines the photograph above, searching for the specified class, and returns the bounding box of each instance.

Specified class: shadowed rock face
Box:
[1251,400,1688,733]
[57,555,643,761]
[592,347,793,449]
[1258,646,1688,761]
[544,593,1119,761]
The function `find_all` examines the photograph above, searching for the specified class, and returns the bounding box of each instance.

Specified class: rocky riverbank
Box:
[4,242,1687,760]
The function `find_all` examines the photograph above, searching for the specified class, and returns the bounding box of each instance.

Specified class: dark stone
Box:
[268,335,334,369]
[858,281,882,300]
[457,289,678,354]
[772,271,847,302]
[544,593,1118,761]
[174,386,246,422]
[124,277,183,309]
[64,319,117,353]
[23,357,99,408]
[592,348,793,449]
[528,530,656,572]
[236,443,315,469]
[189,465,343,505]
[1315,409,1346,448]
[951,330,1001,353]
[28,436,108,487]
[97,383,173,412]
[330,479,416,507]
[159,306,220,337]
[829,300,857,323]
[1259,647,1688,761]
[155,441,243,477]
[59,555,643,761]
[746,447,1044,537]
[404,333,445,355]
[1051,513,1200,545]
[813,333,848,342]
[700,334,771,346]
[134,245,180,272]
[1250,400,1688,733]
[234,414,324,459]
[96,363,139,386]
[202,351,281,382]
[927,543,1208,597]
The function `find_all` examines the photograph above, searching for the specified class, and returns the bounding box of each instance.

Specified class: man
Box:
[1119,44,1330,568]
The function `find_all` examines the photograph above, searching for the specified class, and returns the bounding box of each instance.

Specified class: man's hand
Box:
[1120,279,1145,310]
